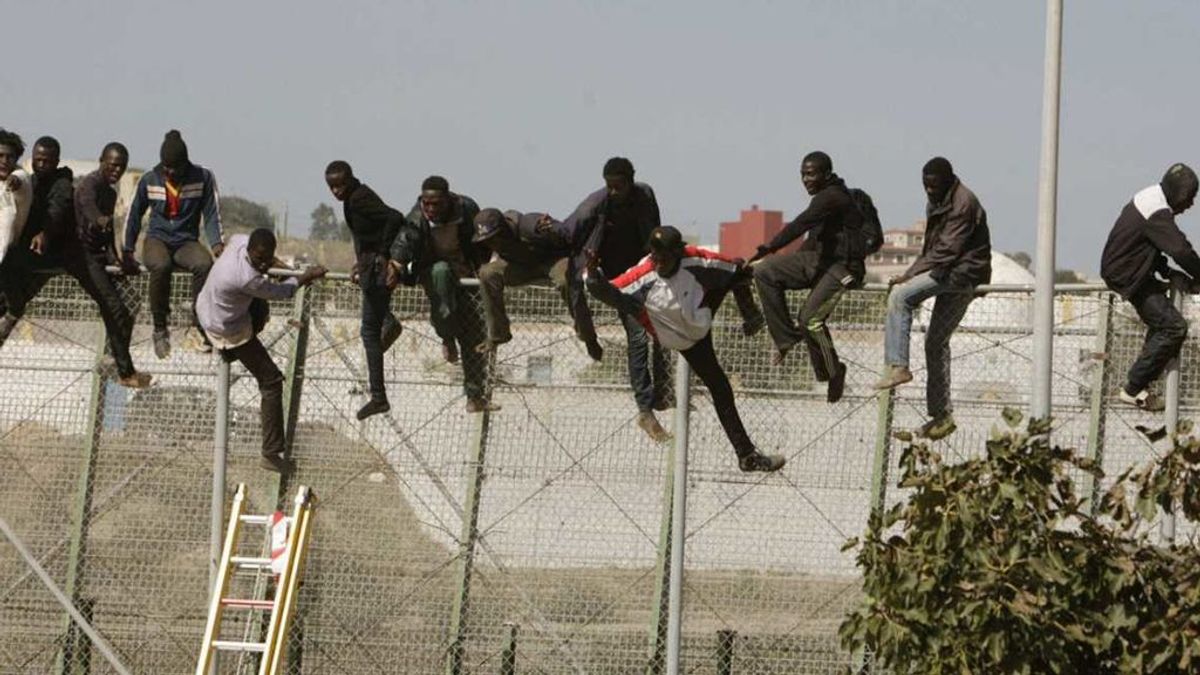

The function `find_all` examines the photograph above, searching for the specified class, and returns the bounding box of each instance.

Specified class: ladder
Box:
[196,483,316,675]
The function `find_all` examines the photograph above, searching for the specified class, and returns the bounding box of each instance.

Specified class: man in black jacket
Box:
[875,157,991,440]
[389,175,496,413]
[473,208,601,359]
[0,138,152,388]
[566,157,670,442]
[752,151,862,403]
[1099,163,1200,411]
[324,161,404,420]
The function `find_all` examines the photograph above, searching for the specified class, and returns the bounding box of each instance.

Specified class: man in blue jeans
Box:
[875,157,991,440]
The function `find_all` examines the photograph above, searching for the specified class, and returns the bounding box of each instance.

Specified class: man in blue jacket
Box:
[473,208,601,359]
[123,130,224,359]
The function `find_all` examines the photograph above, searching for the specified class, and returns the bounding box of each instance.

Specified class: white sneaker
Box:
[1119,388,1164,412]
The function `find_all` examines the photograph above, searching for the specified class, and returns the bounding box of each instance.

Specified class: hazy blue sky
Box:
[5,1,1197,273]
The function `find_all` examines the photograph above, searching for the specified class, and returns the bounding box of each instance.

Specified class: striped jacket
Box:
[586,246,744,351]
[124,163,223,251]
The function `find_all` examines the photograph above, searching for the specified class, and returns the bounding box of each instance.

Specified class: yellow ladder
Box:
[195,484,315,675]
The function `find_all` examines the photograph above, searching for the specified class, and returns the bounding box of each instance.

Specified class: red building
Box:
[719,205,800,259]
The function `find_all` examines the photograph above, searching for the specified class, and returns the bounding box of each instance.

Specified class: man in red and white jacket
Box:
[585,226,784,473]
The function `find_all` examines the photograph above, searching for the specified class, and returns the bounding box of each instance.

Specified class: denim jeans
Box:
[620,311,669,412]
[360,285,398,402]
[884,271,974,417]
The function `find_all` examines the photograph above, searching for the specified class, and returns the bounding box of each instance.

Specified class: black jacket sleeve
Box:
[1145,210,1200,280]
[44,175,75,240]
[766,190,838,251]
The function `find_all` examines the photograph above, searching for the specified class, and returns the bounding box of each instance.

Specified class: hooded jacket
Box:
[1101,183,1200,298]
[26,166,75,247]
[904,179,991,286]
[585,245,745,351]
[123,163,223,252]
[764,175,866,273]
[391,193,485,278]
[482,210,577,267]
[566,183,661,281]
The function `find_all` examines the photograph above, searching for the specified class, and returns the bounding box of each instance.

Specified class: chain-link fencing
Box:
[0,268,1191,674]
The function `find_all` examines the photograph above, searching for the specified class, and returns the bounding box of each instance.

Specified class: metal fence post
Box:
[645,434,674,675]
[665,353,691,675]
[209,357,230,675]
[870,387,896,520]
[446,364,495,675]
[716,629,736,675]
[1161,288,1184,544]
[56,332,109,675]
[1084,293,1113,514]
[500,622,519,675]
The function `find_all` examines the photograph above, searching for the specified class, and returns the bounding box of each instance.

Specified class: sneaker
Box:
[584,338,604,362]
[466,398,501,413]
[117,371,153,389]
[873,365,913,391]
[196,332,213,354]
[382,320,404,353]
[259,455,296,475]
[652,394,674,412]
[916,414,957,440]
[827,362,847,403]
[771,345,792,367]
[738,451,787,473]
[442,341,459,364]
[0,314,18,348]
[1119,388,1165,412]
[636,411,672,443]
[153,329,171,359]
[742,313,766,338]
[356,398,390,421]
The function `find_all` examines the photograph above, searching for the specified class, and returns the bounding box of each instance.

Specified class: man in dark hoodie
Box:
[389,175,496,413]
[472,207,601,358]
[0,137,152,388]
[324,160,405,420]
[752,151,862,403]
[566,157,671,442]
[1099,163,1200,412]
[123,130,224,359]
[875,157,991,440]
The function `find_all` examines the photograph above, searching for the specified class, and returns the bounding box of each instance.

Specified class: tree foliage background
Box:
[841,411,1200,674]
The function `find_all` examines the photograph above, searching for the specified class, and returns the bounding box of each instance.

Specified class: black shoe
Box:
[356,398,390,421]
[738,451,787,473]
[584,338,604,362]
[742,313,765,337]
[827,362,847,403]
[260,455,296,475]
[152,329,171,359]
[0,314,18,347]
[381,319,404,353]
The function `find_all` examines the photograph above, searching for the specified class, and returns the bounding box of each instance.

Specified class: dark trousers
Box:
[621,311,669,413]
[753,250,850,381]
[477,256,597,344]
[1127,285,1189,393]
[420,261,488,401]
[681,332,755,458]
[1,244,138,377]
[142,237,212,332]
[221,300,285,458]
[360,285,399,402]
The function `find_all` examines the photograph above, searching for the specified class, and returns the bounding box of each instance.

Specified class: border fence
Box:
[0,270,1192,674]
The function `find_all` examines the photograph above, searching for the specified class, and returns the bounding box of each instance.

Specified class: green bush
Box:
[841,410,1200,674]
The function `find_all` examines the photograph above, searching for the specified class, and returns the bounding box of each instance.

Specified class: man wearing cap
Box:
[473,208,601,359]
[585,226,785,472]
[389,175,496,413]
[566,156,671,441]
[1100,163,1200,412]
[875,157,991,441]
[123,129,224,359]
[196,228,327,474]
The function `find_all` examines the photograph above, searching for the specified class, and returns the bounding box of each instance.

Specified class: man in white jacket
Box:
[0,128,32,265]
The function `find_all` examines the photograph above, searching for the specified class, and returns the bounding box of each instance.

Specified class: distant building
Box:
[867,220,926,280]
[718,205,800,260]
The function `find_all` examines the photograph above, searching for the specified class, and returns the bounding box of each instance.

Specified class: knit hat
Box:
[160,130,189,168]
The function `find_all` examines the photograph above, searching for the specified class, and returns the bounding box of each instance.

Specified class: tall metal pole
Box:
[1161,288,1184,543]
[1031,0,1065,419]
[210,358,231,675]
[665,354,691,674]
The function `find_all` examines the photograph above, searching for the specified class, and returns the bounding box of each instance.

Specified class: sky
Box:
[4,0,1198,274]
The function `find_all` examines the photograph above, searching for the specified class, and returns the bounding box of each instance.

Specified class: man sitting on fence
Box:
[1100,163,1200,412]
[473,208,601,359]
[584,226,785,473]
[875,157,991,440]
[196,228,326,474]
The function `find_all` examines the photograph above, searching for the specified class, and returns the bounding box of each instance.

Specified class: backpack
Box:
[848,187,884,256]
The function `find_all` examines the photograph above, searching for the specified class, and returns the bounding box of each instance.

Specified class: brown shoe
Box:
[873,365,913,391]
[442,341,459,363]
[637,411,672,444]
[771,345,793,367]
[466,398,501,413]
[118,371,153,389]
